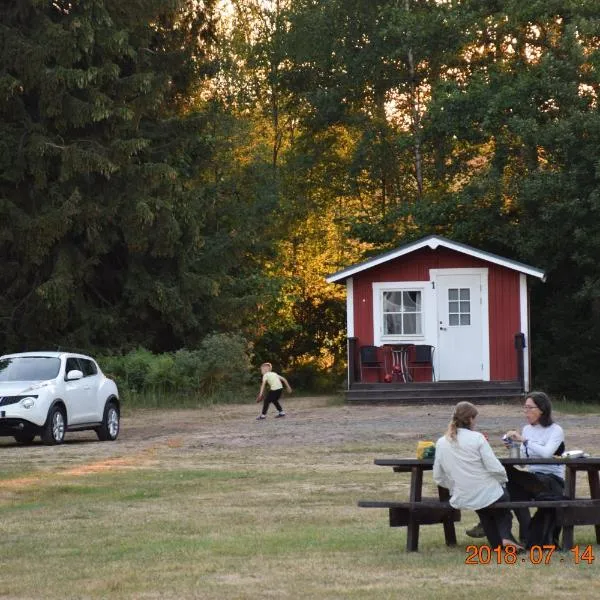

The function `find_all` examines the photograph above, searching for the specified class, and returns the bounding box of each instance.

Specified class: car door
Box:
[78,358,102,422]
[62,357,95,424]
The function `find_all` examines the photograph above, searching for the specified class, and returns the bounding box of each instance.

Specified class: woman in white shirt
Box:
[503,391,565,542]
[433,402,517,549]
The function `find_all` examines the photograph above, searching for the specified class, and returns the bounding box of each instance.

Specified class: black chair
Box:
[406,345,435,382]
[359,345,385,382]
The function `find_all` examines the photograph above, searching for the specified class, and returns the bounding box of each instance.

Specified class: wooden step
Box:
[345,381,523,405]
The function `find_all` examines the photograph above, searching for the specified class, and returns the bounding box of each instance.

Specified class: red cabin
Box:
[326,236,545,402]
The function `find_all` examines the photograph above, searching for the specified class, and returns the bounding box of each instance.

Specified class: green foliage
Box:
[281,0,600,400]
[101,348,155,393]
[98,333,254,406]
[4,0,600,402]
[193,332,254,395]
[0,0,269,353]
[288,361,345,394]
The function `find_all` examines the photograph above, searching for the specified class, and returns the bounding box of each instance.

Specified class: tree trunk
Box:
[405,0,423,198]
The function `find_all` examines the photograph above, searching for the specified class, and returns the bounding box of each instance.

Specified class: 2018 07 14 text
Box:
[465,544,595,565]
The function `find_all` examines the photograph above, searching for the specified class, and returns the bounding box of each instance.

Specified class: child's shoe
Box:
[256,414,266,420]
[275,411,286,418]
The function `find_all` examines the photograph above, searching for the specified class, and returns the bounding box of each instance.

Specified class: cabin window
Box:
[382,290,423,335]
[448,288,471,326]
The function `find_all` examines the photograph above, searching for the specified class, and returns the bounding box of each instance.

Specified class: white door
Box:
[63,357,96,424]
[435,270,488,381]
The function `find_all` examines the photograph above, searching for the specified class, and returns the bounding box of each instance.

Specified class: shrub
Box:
[96,334,253,407]
[99,348,154,393]
[290,361,345,394]
[194,333,253,395]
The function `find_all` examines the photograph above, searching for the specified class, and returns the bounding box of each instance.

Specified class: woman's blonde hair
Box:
[445,401,478,441]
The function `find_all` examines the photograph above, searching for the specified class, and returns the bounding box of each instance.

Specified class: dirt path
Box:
[1,397,599,474]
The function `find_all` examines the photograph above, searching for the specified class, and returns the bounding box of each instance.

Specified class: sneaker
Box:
[465,523,486,538]
[275,412,286,418]
[256,414,266,420]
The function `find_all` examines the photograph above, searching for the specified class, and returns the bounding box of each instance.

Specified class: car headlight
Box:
[21,397,36,409]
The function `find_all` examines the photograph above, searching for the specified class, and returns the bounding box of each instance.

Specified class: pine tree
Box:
[0,0,238,351]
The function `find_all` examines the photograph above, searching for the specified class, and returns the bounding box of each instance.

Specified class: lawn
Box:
[0,397,599,599]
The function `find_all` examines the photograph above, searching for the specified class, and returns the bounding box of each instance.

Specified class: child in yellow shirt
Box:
[256,362,292,420]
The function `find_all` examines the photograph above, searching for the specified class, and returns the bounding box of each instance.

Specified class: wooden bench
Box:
[358,497,600,551]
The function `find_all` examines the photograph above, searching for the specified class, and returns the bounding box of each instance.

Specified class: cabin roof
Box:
[326,235,546,283]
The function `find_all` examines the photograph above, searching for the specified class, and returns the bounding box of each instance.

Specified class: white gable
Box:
[326,235,545,283]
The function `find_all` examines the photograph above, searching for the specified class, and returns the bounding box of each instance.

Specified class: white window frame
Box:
[373,282,428,346]
[447,286,472,327]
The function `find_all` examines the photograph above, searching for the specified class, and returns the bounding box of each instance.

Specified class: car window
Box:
[65,357,82,374]
[79,359,98,377]
[0,357,61,381]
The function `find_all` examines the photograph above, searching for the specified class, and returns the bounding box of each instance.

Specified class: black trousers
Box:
[505,466,564,542]
[476,489,513,548]
[261,389,283,415]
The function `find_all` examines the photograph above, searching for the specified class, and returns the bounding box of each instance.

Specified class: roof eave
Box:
[325,235,546,283]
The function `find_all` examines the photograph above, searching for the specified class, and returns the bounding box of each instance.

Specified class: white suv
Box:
[0,351,120,445]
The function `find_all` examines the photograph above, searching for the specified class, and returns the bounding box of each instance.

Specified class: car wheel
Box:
[96,402,119,441]
[41,406,66,445]
[14,431,36,444]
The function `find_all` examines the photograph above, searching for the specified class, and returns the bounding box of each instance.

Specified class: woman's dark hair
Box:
[526,390,554,427]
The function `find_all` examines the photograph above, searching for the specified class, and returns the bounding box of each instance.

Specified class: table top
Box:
[374,457,600,468]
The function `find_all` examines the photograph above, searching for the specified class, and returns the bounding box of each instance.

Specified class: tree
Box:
[0,0,265,352]
[279,0,600,397]
[393,0,600,397]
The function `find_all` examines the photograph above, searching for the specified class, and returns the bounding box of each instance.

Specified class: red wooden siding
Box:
[488,267,520,380]
[352,247,521,382]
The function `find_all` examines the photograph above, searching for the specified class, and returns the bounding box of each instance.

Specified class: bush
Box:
[193,333,253,395]
[97,334,253,407]
[287,361,345,394]
[99,348,155,393]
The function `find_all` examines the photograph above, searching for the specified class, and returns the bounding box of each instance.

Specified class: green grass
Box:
[0,400,599,599]
[552,397,600,415]
[3,462,598,599]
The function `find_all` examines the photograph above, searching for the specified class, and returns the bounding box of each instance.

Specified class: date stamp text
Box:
[465,544,595,565]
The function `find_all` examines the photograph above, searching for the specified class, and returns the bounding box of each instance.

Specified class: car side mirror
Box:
[66,369,83,381]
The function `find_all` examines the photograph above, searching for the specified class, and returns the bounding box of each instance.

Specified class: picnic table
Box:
[359,456,600,552]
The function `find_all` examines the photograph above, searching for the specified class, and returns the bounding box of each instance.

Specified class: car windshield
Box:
[0,357,61,382]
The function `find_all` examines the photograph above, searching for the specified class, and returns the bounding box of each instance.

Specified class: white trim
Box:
[326,235,546,283]
[372,282,431,347]
[346,278,354,390]
[520,273,530,391]
[346,277,354,337]
[430,268,490,381]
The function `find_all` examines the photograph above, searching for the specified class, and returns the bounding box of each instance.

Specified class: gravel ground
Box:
[1,396,598,462]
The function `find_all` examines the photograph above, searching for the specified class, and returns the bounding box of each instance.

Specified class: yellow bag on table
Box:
[416,440,435,459]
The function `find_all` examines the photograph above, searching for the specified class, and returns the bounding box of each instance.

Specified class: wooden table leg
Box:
[562,467,577,549]
[406,468,423,551]
[438,486,457,546]
[588,470,600,544]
